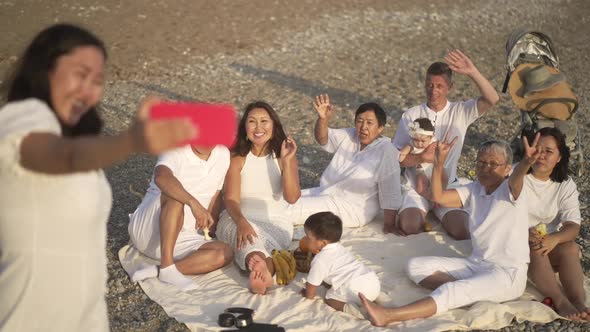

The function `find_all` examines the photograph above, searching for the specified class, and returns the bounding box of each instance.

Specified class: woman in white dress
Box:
[216,101,300,294]
[0,24,194,331]
[523,127,586,320]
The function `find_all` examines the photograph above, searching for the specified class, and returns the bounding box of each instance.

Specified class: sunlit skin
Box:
[302,229,328,255]
[425,75,451,112]
[245,108,274,156]
[475,150,511,193]
[355,110,384,150]
[530,135,562,181]
[48,46,105,126]
[411,134,433,150]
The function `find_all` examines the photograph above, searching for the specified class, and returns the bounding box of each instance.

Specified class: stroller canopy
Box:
[505,27,559,72]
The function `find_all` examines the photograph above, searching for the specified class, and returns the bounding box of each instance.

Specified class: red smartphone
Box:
[150,102,238,148]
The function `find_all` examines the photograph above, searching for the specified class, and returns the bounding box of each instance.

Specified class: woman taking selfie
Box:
[0,24,195,331]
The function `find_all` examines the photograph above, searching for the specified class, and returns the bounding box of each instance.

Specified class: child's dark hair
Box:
[413,118,434,132]
[304,212,342,243]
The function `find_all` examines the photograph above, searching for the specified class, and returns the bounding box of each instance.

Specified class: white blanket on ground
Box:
[118,218,588,332]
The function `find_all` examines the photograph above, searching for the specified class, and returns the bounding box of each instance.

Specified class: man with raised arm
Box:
[390,50,500,239]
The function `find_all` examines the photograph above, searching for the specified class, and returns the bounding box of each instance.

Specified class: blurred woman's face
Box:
[355,110,383,149]
[531,135,562,176]
[49,45,105,126]
[245,108,274,147]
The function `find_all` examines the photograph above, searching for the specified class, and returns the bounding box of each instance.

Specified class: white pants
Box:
[400,186,464,221]
[326,272,381,305]
[406,256,527,314]
[288,188,379,228]
[128,192,208,261]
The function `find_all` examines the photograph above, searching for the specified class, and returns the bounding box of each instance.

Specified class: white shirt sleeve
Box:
[392,112,412,150]
[460,99,480,127]
[377,144,402,210]
[155,148,184,174]
[455,182,474,208]
[557,179,582,225]
[307,254,329,286]
[0,99,61,169]
[216,147,230,190]
[320,128,351,154]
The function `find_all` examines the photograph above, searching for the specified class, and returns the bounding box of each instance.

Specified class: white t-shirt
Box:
[146,145,230,213]
[307,242,372,290]
[456,180,529,268]
[316,128,402,210]
[393,100,479,183]
[524,174,581,233]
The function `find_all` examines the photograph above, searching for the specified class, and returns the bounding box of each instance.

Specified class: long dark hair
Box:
[2,23,107,136]
[233,101,287,158]
[525,127,570,182]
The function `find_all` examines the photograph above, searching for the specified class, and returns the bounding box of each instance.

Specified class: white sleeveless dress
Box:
[0,99,112,331]
[216,152,292,270]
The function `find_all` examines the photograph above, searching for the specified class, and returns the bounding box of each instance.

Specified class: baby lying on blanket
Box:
[301,212,380,312]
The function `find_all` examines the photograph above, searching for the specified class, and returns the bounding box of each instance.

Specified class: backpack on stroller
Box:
[502,27,583,176]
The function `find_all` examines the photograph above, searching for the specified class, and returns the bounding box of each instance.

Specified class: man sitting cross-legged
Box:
[128,144,233,291]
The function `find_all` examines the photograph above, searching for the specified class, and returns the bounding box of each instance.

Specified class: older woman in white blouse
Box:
[288,94,401,230]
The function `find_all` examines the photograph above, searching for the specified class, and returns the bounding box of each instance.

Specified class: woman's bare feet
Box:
[247,254,273,294]
[571,300,590,321]
[554,298,584,321]
[359,293,389,327]
[249,271,267,295]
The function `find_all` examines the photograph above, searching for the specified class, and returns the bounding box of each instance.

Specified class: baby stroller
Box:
[502,27,583,176]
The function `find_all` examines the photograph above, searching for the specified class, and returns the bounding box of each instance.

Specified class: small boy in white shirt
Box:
[301,212,380,312]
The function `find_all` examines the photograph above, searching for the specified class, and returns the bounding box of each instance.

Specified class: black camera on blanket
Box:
[218,307,285,331]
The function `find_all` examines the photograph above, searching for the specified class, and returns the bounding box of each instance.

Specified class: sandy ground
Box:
[1,0,589,331]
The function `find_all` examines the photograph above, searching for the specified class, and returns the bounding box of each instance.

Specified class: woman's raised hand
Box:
[522,132,541,166]
[435,132,458,166]
[280,136,298,161]
[313,94,334,120]
[131,96,197,155]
